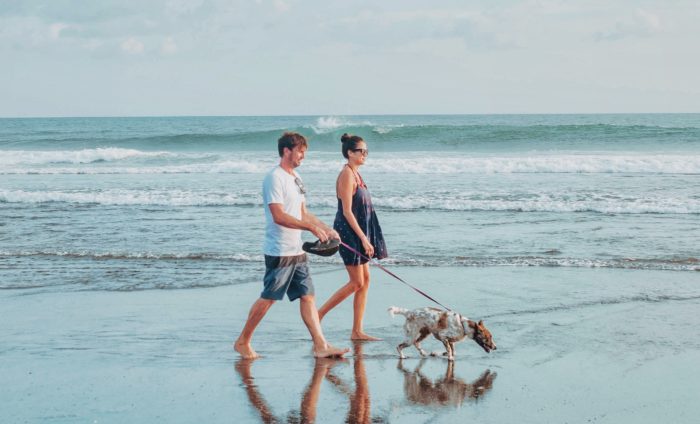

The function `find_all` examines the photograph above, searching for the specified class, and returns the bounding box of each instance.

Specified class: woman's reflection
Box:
[397,358,497,407]
[324,341,386,423]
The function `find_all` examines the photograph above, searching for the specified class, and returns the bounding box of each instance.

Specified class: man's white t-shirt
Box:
[262,165,306,256]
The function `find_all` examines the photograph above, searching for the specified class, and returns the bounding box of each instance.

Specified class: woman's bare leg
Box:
[318,265,364,321]
[351,263,381,341]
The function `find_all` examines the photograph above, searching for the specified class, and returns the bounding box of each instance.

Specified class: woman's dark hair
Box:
[278,132,308,157]
[340,133,364,159]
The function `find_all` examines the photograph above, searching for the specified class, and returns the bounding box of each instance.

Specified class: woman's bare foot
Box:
[234,340,260,359]
[351,332,382,341]
[313,344,350,358]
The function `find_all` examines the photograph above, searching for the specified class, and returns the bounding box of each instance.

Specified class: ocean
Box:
[1,114,699,293]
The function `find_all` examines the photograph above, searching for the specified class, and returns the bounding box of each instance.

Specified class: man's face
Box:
[285,144,307,168]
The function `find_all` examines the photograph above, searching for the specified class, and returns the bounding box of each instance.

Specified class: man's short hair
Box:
[278,132,308,157]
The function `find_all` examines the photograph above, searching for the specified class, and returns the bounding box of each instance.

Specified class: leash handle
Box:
[338,241,453,312]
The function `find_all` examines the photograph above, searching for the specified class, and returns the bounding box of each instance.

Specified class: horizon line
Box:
[2,111,699,119]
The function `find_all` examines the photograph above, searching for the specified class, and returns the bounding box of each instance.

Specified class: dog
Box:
[388,306,496,361]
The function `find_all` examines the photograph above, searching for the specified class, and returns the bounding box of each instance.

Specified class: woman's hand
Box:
[361,236,375,258]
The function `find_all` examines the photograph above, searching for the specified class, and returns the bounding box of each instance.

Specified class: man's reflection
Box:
[234,342,387,423]
[235,359,276,423]
[235,357,344,424]
[397,358,497,407]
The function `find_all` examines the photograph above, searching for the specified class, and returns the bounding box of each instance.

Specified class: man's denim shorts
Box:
[261,253,314,301]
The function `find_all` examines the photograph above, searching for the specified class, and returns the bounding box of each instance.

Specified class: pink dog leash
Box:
[339,240,454,312]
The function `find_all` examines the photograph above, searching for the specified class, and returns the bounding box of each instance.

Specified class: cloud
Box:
[595,9,662,41]
[273,0,290,13]
[48,22,69,40]
[636,9,661,30]
[121,37,144,54]
[161,36,177,54]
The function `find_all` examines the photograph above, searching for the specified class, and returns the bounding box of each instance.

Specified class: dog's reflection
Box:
[234,342,386,423]
[397,359,497,407]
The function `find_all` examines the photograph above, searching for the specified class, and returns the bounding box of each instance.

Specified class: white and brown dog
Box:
[388,306,496,361]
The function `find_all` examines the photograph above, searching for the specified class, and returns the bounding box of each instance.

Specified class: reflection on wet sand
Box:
[234,359,277,423]
[235,357,344,423]
[234,341,387,423]
[398,359,497,407]
[324,341,388,423]
[235,342,494,423]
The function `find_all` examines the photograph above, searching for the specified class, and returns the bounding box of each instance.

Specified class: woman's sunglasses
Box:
[351,148,369,156]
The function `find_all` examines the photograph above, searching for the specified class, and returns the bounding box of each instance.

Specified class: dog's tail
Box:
[388,306,409,317]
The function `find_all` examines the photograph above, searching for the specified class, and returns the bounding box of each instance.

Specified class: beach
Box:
[1,114,699,423]
[3,264,699,423]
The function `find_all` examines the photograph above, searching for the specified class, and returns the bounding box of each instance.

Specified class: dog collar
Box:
[459,314,471,338]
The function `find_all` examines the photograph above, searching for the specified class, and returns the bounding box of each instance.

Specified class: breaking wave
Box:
[1,251,697,272]
[3,188,698,214]
[2,152,700,175]
[0,148,174,166]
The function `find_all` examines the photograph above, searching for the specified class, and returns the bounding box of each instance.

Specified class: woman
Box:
[318,133,388,340]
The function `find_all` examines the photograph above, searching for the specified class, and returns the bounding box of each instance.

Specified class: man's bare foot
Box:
[313,344,350,358]
[351,332,382,341]
[234,340,260,359]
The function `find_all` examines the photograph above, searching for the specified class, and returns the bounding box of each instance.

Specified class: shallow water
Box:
[1,114,699,293]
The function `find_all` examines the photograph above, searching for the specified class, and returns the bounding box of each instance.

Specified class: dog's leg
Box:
[430,333,449,357]
[397,341,411,359]
[449,342,456,360]
[436,339,454,361]
[413,328,431,357]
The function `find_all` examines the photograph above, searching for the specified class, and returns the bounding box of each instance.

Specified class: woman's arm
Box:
[337,168,375,257]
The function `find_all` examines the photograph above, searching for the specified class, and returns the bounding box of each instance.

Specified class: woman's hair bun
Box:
[340,133,351,143]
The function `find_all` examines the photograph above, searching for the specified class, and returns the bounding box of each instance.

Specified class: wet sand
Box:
[2,266,700,423]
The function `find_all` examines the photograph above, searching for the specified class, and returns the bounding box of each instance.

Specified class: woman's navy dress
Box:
[334,169,388,265]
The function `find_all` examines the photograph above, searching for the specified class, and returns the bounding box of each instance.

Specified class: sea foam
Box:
[2,152,698,175]
[2,188,698,214]
[0,148,173,166]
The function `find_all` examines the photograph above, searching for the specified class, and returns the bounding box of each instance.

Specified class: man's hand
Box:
[311,225,331,242]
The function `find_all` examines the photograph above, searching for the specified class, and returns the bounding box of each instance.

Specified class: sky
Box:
[1,0,699,117]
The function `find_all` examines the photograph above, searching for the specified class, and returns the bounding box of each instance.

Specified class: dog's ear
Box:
[467,320,477,329]
[478,320,484,326]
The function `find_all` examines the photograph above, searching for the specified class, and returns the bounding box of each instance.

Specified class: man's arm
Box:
[268,203,336,242]
[301,202,340,240]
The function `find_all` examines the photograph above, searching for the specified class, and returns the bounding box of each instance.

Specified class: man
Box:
[234,132,349,359]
